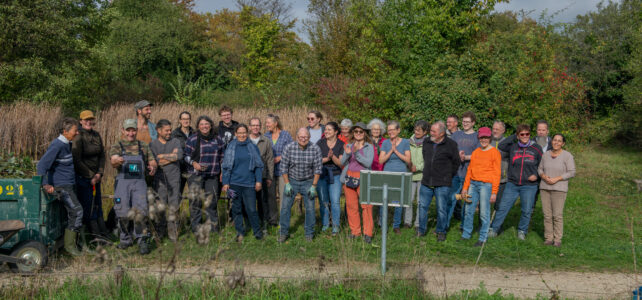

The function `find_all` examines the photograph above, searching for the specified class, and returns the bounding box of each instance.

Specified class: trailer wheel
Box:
[8,241,48,273]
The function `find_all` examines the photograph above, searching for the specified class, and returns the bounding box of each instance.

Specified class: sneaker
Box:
[364,235,372,244]
[474,241,485,247]
[553,241,561,247]
[437,233,446,242]
[305,236,313,242]
[517,231,526,240]
[277,234,289,243]
[393,228,401,235]
[487,228,497,238]
[458,237,469,242]
[404,223,412,229]
[348,234,358,240]
[544,240,554,246]
[416,230,425,237]
[236,235,244,243]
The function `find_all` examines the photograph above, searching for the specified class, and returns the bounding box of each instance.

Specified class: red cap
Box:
[478,127,492,138]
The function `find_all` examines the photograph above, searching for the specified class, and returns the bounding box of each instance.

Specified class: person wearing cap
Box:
[338,119,352,143]
[72,110,110,242]
[109,119,157,254]
[459,127,501,246]
[37,118,83,256]
[278,128,323,243]
[340,122,375,243]
[134,100,157,143]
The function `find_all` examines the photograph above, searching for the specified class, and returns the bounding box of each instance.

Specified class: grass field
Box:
[105,144,642,274]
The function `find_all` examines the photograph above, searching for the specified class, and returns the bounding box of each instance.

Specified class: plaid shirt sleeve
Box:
[312,144,323,175]
[280,143,292,176]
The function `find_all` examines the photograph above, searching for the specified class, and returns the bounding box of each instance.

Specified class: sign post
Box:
[359,170,412,275]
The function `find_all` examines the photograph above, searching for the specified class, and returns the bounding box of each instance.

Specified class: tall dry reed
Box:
[0,102,62,157]
[0,102,332,184]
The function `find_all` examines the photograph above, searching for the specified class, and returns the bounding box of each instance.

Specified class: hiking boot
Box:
[474,241,485,247]
[437,233,446,242]
[64,229,82,256]
[487,228,497,238]
[364,235,372,244]
[139,238,151,255]
[277,234,289,243]
[517,231,526,241]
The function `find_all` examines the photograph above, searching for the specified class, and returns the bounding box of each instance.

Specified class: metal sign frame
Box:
[357,170,413,275]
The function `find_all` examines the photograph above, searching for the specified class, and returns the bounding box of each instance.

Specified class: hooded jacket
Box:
[498,134,543,186]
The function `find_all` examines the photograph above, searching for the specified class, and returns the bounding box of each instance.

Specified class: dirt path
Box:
[2,259,637,299]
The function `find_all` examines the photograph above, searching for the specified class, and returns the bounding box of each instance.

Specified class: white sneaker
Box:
[517,231,526,240]
[487,228,497,238]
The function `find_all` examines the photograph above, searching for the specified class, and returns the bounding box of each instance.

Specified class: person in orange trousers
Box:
[340,122,375,243]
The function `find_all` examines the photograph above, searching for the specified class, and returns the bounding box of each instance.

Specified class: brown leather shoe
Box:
[393,228,401,235]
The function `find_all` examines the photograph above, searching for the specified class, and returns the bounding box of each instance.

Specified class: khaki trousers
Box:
[540,189,567,243]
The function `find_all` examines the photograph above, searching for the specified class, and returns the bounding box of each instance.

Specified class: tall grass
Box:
[0,102,332,181]
[0,102,62,157]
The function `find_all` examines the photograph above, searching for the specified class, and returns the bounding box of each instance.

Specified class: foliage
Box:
[0,153,36,178]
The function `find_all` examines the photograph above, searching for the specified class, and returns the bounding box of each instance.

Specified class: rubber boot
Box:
[89,220,108,245]
[96,216,115,241]
[64,229,82,256]
[138,236,151,255]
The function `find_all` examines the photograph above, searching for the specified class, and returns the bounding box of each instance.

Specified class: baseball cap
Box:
[79,110,95,120]
[478,127,491,138]
[134,100,152,110]
[123,119,137,129]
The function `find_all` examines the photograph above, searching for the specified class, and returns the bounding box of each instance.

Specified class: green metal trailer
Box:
[0,176,66,272]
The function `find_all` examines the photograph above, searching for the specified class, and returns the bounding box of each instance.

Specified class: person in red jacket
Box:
[460,127,501,246]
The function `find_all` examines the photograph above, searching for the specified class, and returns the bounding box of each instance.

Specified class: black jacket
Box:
[421,137,460,187]
[171,126,195,149]
[498,135,543,186]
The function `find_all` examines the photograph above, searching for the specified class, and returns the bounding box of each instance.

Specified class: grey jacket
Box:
[254,135,274,179]
[340,142,374,183]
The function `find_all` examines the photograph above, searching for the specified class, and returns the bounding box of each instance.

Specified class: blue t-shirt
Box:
[451,131,480,178]
[381,138,410,172]
[228,143,262,187]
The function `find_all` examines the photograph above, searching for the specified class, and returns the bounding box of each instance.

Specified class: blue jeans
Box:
[317,175,342,233]
[462,181,492,241]
[230,185,262,239]
[418,185,450,235]
[378,202,404,229]
[446,176,465,228]
[490,182,538,234]
[279,179,315,237]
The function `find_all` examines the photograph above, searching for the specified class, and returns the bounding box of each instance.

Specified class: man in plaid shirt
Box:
[278,128,323,243]
[184,115,225,234]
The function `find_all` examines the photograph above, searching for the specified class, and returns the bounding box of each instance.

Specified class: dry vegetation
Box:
[0,102,332,183]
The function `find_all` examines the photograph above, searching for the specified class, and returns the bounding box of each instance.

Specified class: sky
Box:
[194,0,610,42]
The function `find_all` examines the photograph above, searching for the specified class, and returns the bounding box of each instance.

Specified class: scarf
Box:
[191,130,216,163]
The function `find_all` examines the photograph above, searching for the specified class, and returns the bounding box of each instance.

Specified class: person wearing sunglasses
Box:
[488,124,543,240]
[340,122,375,243]
[306,110,325,144]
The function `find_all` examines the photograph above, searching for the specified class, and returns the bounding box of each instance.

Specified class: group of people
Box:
[36,101,576,256]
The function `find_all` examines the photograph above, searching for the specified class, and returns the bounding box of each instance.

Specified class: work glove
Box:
[284,183,293,197]
[307,185,317,199]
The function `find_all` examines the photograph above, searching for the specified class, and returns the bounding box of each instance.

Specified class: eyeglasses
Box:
[519,132,531,137]
[307,117,316,121]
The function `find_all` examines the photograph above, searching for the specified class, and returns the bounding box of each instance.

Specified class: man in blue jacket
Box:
[37,117,83,256]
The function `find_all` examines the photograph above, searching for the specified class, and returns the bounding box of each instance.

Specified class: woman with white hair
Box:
[367,118,386,171]
[338,119,353,143]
